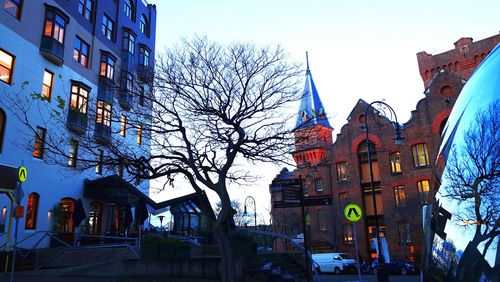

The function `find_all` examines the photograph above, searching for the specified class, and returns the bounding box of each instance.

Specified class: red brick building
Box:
[270,33,500,264]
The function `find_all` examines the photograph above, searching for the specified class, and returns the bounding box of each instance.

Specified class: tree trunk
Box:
[213,190,238,282]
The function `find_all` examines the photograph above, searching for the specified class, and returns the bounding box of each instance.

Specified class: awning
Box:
[84,175,156,207]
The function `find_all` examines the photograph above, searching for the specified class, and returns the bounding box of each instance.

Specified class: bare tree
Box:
[442,101,500,256]
[3,37,302,281]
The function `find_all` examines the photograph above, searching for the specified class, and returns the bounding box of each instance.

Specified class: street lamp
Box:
[364,101,403,282]
[243,196,257,227]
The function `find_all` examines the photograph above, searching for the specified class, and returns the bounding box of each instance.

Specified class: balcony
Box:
[118,91,133,110]
[40,36,64,66]
[94,123,111,143]
[97,76,115,102]
[66,110,88,135]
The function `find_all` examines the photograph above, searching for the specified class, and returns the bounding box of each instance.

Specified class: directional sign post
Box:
[344,203,363,282]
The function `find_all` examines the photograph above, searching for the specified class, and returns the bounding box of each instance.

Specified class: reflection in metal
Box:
[423,44,500,281]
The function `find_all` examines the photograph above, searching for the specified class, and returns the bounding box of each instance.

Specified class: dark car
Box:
[370,258,419,275]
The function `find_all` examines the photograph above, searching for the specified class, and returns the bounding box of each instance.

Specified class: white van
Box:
[311,252,357,274]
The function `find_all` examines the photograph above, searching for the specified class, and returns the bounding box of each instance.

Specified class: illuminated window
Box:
[343,224,354,244]
[68,140,78,167]
[96,100,111,126]
[140,14,148,35]
[70,83,89,114]
[0,49,15,84]
[96,149,103,174]
[390,152,402,173]
[393,185,406,207]
[122,30,135,54]
[315,178,323,192]
[33,126,46,159]
[73,37,89,67]
[59,198,75,232]
[120,115,127,137]
[336,161,348,181]
[99,52,115,79]
[137,125,142,144]
[88,202,102,234]
[412,143,430,167]
[77,0,93,21]
[43,9,66,44]
[41,70,53,101]
[417,180,430,204]
[25,193,39,230]
[102,14,114,41]
[4,0,22,19]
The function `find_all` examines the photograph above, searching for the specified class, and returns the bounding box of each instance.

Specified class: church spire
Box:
[294,53,332,130]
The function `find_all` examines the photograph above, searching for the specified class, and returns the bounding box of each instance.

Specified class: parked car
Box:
[312,252,357,274]
[370,258,419,275]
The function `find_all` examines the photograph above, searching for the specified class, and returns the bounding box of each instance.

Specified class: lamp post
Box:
[243,196,257,227]
[364,101,403,282]
[158,215,165,231]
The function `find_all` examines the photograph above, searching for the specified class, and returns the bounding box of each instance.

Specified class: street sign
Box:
[271,178,301,187]
[18,166,27,182]
[15,206,24,218]
[344,203,362,222]
[304,196,332,206]
[282,187,302,204]
[273,201,301,208]
[0,164,18,190]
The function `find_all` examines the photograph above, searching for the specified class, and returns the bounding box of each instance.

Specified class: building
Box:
[270,33,500,264]
[0,0,156,248]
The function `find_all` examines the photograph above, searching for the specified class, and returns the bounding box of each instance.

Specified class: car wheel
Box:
[401,267,407,275]
[334,267,341,274]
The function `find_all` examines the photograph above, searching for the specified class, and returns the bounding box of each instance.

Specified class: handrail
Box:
[239,227,320,282]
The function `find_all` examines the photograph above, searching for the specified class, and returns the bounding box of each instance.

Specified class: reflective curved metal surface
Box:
[423,44,500,281]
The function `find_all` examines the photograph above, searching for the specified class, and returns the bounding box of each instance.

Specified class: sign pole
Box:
[299,176,311,282]
[353,223,362,282]
[9,211,18,282]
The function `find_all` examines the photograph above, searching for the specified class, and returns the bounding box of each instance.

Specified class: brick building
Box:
[270,32,500,264]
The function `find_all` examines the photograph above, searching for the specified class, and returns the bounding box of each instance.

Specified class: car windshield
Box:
[339,253,353,259]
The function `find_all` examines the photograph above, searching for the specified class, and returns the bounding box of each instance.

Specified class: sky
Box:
[146,0,500,224]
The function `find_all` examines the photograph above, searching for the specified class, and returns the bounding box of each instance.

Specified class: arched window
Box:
[88,202,102,234]
[59,198,75,232]
[25,193,40,229]
[124,0,134,20]
[140,14,148,36]
[0,108,5,153]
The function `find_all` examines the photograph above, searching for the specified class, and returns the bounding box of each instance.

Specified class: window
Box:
[121,71,134,92]
[96,100,111,126]
[398,221,411,244]
[339,192,350,211]
[417,180,430,204]
[393,185,406,207]
[140,14,148,35]
[88,202,102,234]
[33,126,46,159]
[41,70,54,101]
[314,178,323,192]
[368,225,386,240]
[100,52,116,80]
[68,140,78,167]
[139,46,150,67]
[124,0,134,20]
[102,14,114,41]
[0,109,5,153]
[0,49,15,84]
[4,0,22,19]
[43,9,66,44]
[336,161,348,181]
[96,149,103,174]
[317,210,327,231]
[364,192,383,216]
[120,115,127,137]
[73,37,90,67]
[25,193,39,229]
[59,198,75,232]
[122,30,135,54]
[77,0,93,21]
[70,83,89,114]
[390,152,402,173]
[139,85,145,106]
[343,224,354,244]
[137,125,142,144]
[412,143,430,167]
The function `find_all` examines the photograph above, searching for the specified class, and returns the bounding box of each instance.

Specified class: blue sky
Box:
[147,0,500,223]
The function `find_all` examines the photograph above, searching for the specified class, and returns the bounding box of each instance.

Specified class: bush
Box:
[142,237,191,259]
